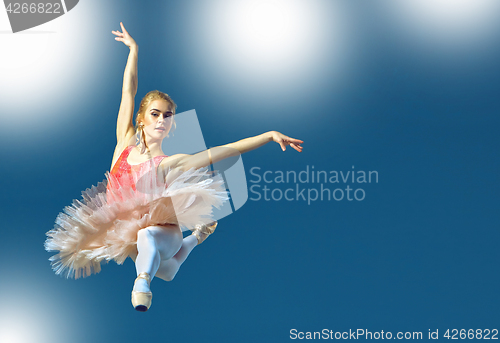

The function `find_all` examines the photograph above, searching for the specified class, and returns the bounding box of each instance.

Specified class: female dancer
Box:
[45,22,303,312]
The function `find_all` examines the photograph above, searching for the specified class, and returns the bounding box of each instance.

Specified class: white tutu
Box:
[45,165,228,279]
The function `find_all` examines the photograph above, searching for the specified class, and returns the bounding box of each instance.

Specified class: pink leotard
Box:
[106,146,168,203]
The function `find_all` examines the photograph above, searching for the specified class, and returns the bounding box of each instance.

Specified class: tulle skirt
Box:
[44,166,229,279]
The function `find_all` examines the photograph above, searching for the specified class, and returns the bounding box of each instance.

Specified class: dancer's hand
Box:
[112,22,137,49]
[270,131,303,152]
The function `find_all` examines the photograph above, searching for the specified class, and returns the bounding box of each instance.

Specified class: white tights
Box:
[133,225,198,292]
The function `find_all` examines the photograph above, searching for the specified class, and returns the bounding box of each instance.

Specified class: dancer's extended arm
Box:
[172,131,303,171]
[111,22,138,168]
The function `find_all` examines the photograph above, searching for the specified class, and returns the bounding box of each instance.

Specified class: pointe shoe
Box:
[192,221,218,245]
[131,272,153,312]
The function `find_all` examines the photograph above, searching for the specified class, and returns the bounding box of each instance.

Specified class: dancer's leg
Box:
[155,234,198,281]
[155,222,218,281]
[133,225,183,292]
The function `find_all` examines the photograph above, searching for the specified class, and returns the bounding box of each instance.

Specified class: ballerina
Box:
[45,22,304,312]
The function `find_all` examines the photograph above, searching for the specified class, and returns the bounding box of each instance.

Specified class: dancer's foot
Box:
[131,272,153,312]
[133,277,150,293]
[192,221,218,245]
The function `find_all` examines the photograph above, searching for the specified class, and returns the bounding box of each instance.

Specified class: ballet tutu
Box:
[44,164,229,279]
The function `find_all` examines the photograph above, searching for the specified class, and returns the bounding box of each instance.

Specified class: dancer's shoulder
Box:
[158,154,190,171]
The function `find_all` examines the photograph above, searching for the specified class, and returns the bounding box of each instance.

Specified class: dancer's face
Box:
[141,100,174,142]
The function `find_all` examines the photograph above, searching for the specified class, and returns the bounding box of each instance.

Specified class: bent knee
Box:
[157,271,176,282]
[137,228,154,242]
[164,274,175,282]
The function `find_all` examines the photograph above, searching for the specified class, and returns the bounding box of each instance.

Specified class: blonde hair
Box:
[135,90,177,153]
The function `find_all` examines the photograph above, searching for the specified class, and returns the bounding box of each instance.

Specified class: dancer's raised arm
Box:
[111,22,138,167]
[169,131,303,172]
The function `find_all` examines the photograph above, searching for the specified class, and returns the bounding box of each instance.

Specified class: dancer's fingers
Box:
[290,143,302,152]
[120,22,128,35]
[277,139,286,151]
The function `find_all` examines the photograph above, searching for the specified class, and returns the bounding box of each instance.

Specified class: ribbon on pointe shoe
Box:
[192,221,218,245]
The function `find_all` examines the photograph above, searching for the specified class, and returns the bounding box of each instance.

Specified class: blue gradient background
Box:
[0,0,499,342]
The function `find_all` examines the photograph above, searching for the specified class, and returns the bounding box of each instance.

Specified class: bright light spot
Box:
[0,277,76,343]
[222,0,305,65]
[189,0,349,98]
[0,2,107,128]
[387,0,500,44]
[0,319,39,343]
